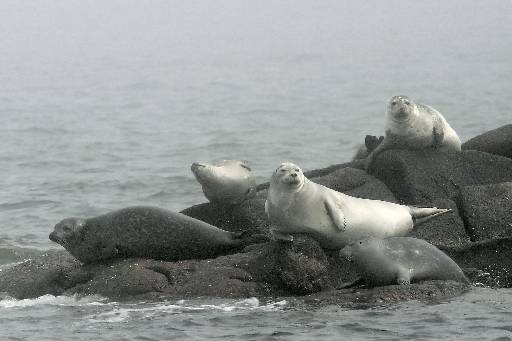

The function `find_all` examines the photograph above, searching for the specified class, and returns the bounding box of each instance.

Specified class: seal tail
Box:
[408,207,452,227]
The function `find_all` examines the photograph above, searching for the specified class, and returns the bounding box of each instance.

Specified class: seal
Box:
[366,95,462,167]
[49,206,263,264]
[341,237,469,286]
[191,160,257,205]
[265,162,450,249]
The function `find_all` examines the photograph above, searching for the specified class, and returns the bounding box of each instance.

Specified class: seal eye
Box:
[391,101,397,106]
[359,241,362,245]
[281,169,287,172]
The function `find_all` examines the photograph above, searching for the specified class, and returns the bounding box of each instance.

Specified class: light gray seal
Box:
[191,160,257,205]
[49,206,263,264]
[265,162,450,249]
[341,237,469,286]
[366,95,462,167]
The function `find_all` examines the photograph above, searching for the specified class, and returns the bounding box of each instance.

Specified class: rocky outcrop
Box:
[462,124,512,159]
[443,237,512,288]
[0,251,81,299]
[368,149,512,205]
[311,167,397,203]
[458,182,512,241]
[3,126,512,304]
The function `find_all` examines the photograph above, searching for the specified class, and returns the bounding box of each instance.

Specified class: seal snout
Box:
[49,231,60,243]
[191,162,207,172]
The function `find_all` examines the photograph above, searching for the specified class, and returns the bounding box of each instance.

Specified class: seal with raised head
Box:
[265,162,450,249]
[191,160,257,205]
[49,206,263,264]
[366,95,462,167]
[341,237,469,286]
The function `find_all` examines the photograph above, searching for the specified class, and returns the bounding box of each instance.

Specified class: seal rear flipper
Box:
[408,207,452,226]
[324,200,346,231]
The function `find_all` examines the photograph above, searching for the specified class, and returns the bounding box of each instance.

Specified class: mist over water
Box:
[1,1,512,339]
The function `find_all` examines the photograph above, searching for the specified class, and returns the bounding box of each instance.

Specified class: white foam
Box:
[87,298,287,323]
[0,294,109,309]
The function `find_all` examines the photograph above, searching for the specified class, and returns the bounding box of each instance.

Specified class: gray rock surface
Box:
[443,237,512,288]
[368,149,512,205]
[311,167,397,203]
[458,182,512,241]
[0,251,81,299]
[462,124,512,159]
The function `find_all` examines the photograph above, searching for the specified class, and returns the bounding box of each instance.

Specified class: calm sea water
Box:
[1,1,511,340]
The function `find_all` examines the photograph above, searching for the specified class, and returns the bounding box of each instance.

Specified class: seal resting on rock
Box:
[191,160,257,205]
[366,95,462,167]
[49,206,263,264]
[265,162,450,249]
[341,237,469,286]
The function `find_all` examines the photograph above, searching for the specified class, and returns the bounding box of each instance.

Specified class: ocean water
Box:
[1,0,511,339]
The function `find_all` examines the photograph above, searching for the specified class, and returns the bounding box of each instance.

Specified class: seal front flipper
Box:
[324,199,346,231]
[431,111,445,148]
[396,267,412,285]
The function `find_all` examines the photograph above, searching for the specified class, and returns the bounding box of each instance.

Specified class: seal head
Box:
[191,160,256,205]
[386,95,419,128]
[271,162,305,190]
[49,218,86,247]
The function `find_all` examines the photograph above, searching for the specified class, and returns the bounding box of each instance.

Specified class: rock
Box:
[368,149,512,205]
[0,251,81,299]
[249,236,333,295]
[311,167,397,203]
[297,280,470,308]
[180,198,271,238]
[443,237,512,288]
[457,182,512,241]
[407,199,470,248]
[462,124,512,159]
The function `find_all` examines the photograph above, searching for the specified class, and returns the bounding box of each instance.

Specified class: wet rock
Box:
[311,167,397,203]
[458,182,512,241]
[443,237,512,288]
[407,199,470,248]
[180,198,271,238]
[298,280,470,307]
[0,251,81,299]
[249,236,333,295]
[462,124,512,159]
[368,149,512,205]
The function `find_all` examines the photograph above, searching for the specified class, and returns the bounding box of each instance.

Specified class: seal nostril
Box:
[291,173,297,178]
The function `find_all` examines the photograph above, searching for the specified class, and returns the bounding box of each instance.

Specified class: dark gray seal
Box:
[341,237,469,286]
[49,206,263,264]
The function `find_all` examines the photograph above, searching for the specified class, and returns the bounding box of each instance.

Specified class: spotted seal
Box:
[191,160,257,205]
[49,206,263,264]
[341,237,469,286]
[366,95,462,167]
[265,162,450,248]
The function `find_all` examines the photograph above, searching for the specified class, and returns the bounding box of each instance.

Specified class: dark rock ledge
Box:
[1,124,512,305]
